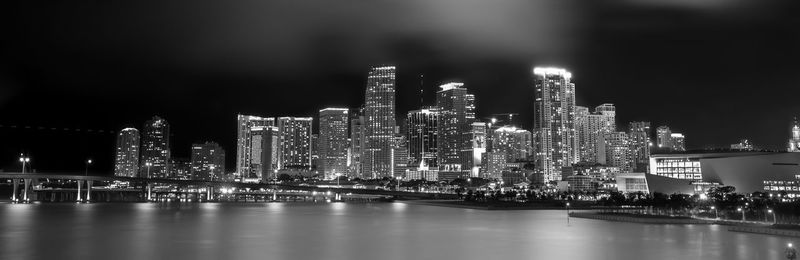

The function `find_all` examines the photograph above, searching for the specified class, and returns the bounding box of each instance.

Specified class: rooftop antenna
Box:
[419,74,424,107]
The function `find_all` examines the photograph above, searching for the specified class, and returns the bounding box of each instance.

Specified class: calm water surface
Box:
[0,202,789,260]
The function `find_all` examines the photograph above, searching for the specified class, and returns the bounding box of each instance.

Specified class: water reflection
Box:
[0,202,790,260]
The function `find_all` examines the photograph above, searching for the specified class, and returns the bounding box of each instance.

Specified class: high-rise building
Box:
[261,126,280,181]
[532,67,577,182]
[407,107,439,169]
[363,65,397,178]
[278,117,313,170]
[436,82,475,175]
[140,116,170,178]
[349,109,366,178]
[319,108,349,179]
[190,142,225,181]
[656,126,672,149]
[391,133,409,178]
[670,133,686,151]
[628,121,651,172]
[576,104,616,163]
[492,126,533,163]
[114,127,140,177]
[236,115,275,178]
[598,132,633,173]
[466,122,487,177]
[789,118,800,152]
[311,133,319,171]
[170,157,191,180]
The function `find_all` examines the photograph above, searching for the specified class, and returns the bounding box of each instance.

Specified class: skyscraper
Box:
[789,118,800,152]
[114,127,140,177]
[391,133,409,178]
[576,104,616,164]
[436,82,475,175]
[407,107,439,169]
[656,126,672,149]
[628,121,651,172]
[467,122,487,177]
[236,115,275,178]
[670,133,686,151]
[598,132,633,173]
[533,67,577,182]
[363,65,396,178]
[170,157,191,180]
[140,116,170,178]
[492,126,533,163]
[349,108,366,177]
[190,141,225,181]
[319,108,349,179]
[277,117,313,170]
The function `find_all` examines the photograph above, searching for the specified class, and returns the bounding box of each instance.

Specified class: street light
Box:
[209,165,216,181]
[335,172,341,187]
[769,209,777,224]
[145,162,153,179]
[711,206,718,219]
[85,159,92,176]
[18,155,30,202]
[738,207,745,221]
[395,176,402,191]
[566,202,571,225]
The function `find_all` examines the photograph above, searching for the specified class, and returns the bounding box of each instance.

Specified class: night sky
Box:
[2,0,799,174]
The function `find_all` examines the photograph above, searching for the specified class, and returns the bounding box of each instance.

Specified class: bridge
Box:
[0,172,458,203]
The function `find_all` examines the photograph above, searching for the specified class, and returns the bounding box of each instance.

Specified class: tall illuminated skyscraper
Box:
[598,132,633,172]
[363,65,396,178]
[532,67,577,182]
[407,107,439,169]
[319,108,349,178]
[628,121,651,172]
[278,117,313,169]
[236,115,275,178]
[114,127,140,177]
[140,116,170,178]
[436,82,475,175]
[349,108,366,177]
[190,142,225,181]
[578,104,617,163]
[492,126,533,163]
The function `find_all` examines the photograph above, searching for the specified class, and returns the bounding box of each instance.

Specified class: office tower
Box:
[482,152,508,179]
[407,107,439,169]
[492,126,533,163]
[467,122,487,177]
[311,133,319,171]
[170,157,191,180]
[391,134,409,178]
[598,132,633,173]
[349,109,366,177]
[190,141,225,181]
[114,127,140,177]
[140,116,170,178]
[670,133,686,151]
[236,115,275,178]
[278,117,313,169]
[532,67,577,182]
[363,65,397,178]
[628,121,651,172]
[574,106,590,162]
[261,126,280,181]
[656,126,672,149]
[436,82,475,175]
[319,108,349,179]
[789,118,800,152]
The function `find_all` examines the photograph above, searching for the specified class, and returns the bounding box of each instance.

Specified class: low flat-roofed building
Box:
[647,151,800,195]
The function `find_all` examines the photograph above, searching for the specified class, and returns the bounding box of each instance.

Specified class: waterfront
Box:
[0,202,790,260]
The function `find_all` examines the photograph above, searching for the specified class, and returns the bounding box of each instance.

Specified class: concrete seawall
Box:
[570,212,717,224]
[728,226,800,237]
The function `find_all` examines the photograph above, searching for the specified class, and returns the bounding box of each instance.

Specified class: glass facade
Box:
[653,158,702,180]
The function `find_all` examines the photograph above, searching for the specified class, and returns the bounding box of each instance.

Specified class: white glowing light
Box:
[439,82,465,91]
[533,67,572,79]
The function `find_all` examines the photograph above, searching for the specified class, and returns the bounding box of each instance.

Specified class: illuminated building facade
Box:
[628,121,652,172]
[598,132,633,173]
[656,125,685,152]
[407,107,439,169]
[532,67,577,182]
[466,122,487,177]
[349,109,366,177]
[236,115,275,178]
[436,82,475,174]
[190,141,225,181]
[169,157,191,180]
[363,65,397,178]
[114,127,140,177]
[731,139,754,151]
[391,134,409,178]
[140,116,171,178]
[278,117,313,170]
[575,104,616,163]
[319,108,349,179]
[491,126,532,163]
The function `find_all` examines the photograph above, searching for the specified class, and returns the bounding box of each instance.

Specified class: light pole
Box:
[85,159,92,176]
[711,206,718,219]
[738,207,745,222]
[335,172,341,187]
[566,202,571,226]
[396,176,402,191]
[145,162,152,178]
[19,155,30,202]
[769,209,777,224]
